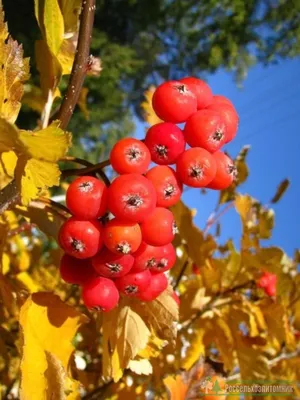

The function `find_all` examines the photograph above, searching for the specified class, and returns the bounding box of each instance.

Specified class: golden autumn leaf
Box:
[163,375,188,400]
[0,7,30,124]
[19,292,88,400]
[141,86,163,126]
[0,151,17,189]
[57,36,77,75]
[102,300,151,382]
[34,0,64,56]
[58,0,81,34]
[128,358,153,375]
[22,85,46,113]
[181,325,206,370]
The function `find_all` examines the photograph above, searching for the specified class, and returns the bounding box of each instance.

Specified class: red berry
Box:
[115,269,151,296]
[82,276,119,311]
[92,247,134,278]
[150,243,176,273]
[180,77,213,109]
[207,102,239,143]
[59,254,97,285]
[107,174,156,223]
[132,242,162,272]
[207,151,236,190]
[137,272,168,302]
[183,109,227,152]
[265,283,276,297]
[58,218,103,259]
[103,219,142,255]
[176,148,217,188]
[152,80,197,123]
[66,176,108,219]
[144,122,185,165]
[172,292,180,305]
[140,207,177,246]
[110,138,151,174]
[145,166,182,208]
[257,271,274,288]
[212,95,234,108]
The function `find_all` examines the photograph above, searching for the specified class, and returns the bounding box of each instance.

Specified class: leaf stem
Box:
[62,159,111,186]
[41,89,54,128]
[55,0,96,129]
[203,202,234,235]
[174,259,189,289]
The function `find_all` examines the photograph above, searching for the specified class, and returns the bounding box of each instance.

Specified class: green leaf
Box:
[270,179,290,204]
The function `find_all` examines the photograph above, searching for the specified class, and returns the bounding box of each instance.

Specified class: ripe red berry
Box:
[180,77,213,109]
[107,174,156,223]
[207,151,236,190]
[140,207,177,246]
[176,147,217,188]
[103,219,142,255]
[137,273,168,302]
[132,242,162,272]
[59,254,97,285]
[172,292,180,305]
[82,276,119,311]
[58,218,103,259]
[207,102,239,143]
[152,80,197,123]
[257,271,275,288]
[144,122,185,165]
[212,94,234,108]
[192,263,201,275]
[265,283,276,297]
[110,138,151,174]
[66,176,108,219]
[92,247,134,278]
[145,166,182,208]
[150,243,176,273]
[115,269,151,296]
[183,109,227,152]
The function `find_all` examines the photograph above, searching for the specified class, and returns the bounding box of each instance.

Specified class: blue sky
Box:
[135,57,300,257]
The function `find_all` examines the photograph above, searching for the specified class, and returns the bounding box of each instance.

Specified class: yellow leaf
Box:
[0,151,17,189]
[16,158,61,205]
[19,121,71,161]
[221,243,241,289]
[2,252,10,274]
[16,272,39,293]
[163,375,188,400]
[128,358,153,375]
[181,326,206,370]
[102,299,150,382]
[234,194,253,224]
[77,87,90,120]
[0,118,21,153]
[58,0,81,34]
[57,37,76,75]
[0,7,30,123]
[141,86,163,126]
[35,0,64,56]
[22,85,45,113]
[19,292,88,400]
[35,40,62,98]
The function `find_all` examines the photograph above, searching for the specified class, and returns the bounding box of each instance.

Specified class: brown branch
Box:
[55,0,96,128]
[174,259,189,289]
[62,159,110,177]
[203,202,234,235]
[38,196,70,216]
[0,0,96,215]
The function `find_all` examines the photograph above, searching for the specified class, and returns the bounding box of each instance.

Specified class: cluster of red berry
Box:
[257,271,277,297]
[57,77,239,312]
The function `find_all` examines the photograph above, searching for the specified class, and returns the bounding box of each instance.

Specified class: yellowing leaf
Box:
[163,375,188,400]
[0,151,17,189]
[19,121,71,161]
[128,358,153,375]
[0,7,30,123]
[19,292,88,400]
[16,158,61,205]
[16,272,39,293]
[34,0,64,56]
[141,86,163,126]
[57,37,76,75]
[271,178,290,204]
[181,326,206,370]
[0,118,21,153]
[58,0,81,34]
[102,300,151,382]
[235,194,253,224]
[22,85,45,113]
[35,40,62,98]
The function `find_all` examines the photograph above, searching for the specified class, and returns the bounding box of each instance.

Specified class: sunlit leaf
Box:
[19,292,88,400]
[58,0,81,34]
[141,86,163,126]
[163,374,188,400]
[128,358,153,375]
[0,7,30,123]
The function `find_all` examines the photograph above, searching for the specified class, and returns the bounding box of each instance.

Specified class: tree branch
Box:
[0,0,96,215]
[55,0,96,129]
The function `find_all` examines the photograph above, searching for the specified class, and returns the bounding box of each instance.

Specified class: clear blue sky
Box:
[135,57,300,257]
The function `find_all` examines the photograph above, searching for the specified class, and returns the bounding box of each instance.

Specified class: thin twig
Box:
[203,202,234,235]
[174,260,189,289]
[38,196,70,215]
[60,156,94,167]
[62,159,110,177]
[55,0,96,129]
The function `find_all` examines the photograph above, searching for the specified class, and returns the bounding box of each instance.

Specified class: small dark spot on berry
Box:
[126,147,141,161]
[71,238,85,253]
[157,258,168,269]
[212,129,224,142]
[164,184,175,198]
[147,258,157,268]
[106,263,122,273]
[189,166,203,179]
[155,144,167,158]
[175,84,186,94]
[126,194,143,208]
[79,181,93,192]
[125,285,138,294]
[228,164,237,179]
[117,242,131,254]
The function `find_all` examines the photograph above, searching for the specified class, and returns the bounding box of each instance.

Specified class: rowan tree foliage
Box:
[0,1,299,399]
